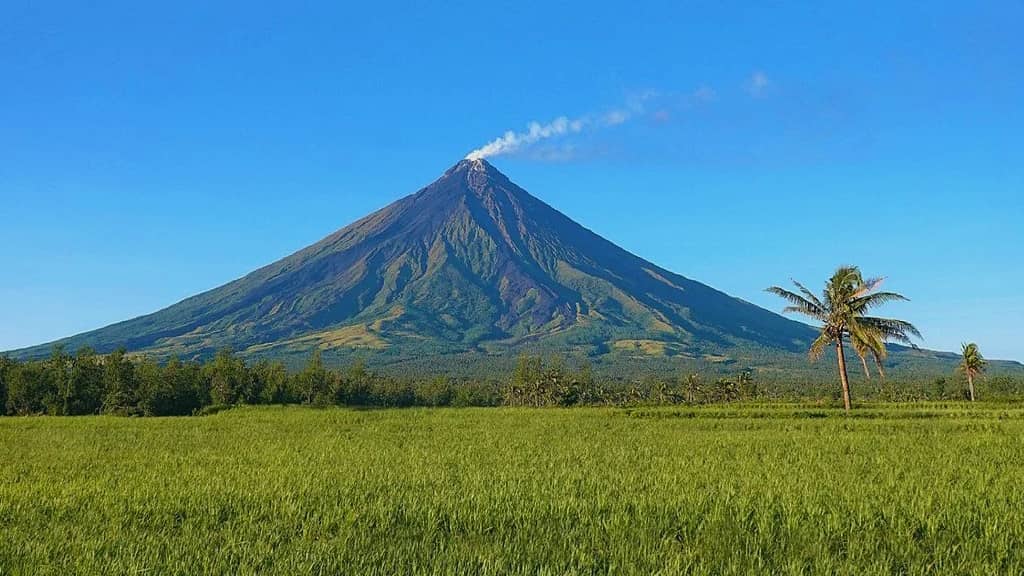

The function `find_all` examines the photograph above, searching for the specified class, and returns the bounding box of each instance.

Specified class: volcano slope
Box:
[14,159,1012,378]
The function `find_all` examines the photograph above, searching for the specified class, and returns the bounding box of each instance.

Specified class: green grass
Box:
[2,405,1024,575]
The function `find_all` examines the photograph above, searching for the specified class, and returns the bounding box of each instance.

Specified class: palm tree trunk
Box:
[836,339,852,412]
[968,373,975,402]
[859,354,871,380]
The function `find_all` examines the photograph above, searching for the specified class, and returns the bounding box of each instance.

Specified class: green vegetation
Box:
[960,343,986,402]
[4,347,1022,417]
[2,405,1024,574]
[768,266,920,411]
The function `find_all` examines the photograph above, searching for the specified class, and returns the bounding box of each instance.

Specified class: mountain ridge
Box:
[8,159,1022,376]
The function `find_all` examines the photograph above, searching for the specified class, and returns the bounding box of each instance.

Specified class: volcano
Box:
[10,159,838,370]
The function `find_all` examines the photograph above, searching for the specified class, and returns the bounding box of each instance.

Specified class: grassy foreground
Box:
[2,405,1023,575]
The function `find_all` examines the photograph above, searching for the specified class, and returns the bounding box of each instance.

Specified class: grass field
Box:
[2,405,1024,575]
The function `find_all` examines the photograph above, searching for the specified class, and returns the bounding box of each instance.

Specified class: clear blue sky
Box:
[1,1,1022,360]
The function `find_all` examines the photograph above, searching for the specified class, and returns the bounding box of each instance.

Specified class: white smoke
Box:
[463,87,720,160]
[465,116,586,160]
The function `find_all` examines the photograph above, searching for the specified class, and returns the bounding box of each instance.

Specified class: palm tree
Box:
[959,343,985,402]
[767,266,920,412]
[851,330,879,380]
[682,373,701,404]
[737,370,756,399]
[850,321,903,381]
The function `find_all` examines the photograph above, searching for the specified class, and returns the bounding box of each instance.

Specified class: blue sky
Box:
[1,1,1022,360]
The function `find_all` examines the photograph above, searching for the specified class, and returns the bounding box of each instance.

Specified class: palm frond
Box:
[783,304,828,322]
[808,332,832,362]
[847,318,886,356]
[833,266,862,281]
[791,279,825,310]
[831,266,863,290]
[766,286,825,319]
[852,276,885,298]
[860,317,922,341]
[852,291,910,311]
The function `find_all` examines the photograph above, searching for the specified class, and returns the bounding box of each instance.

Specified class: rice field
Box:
[2,404,1023,575]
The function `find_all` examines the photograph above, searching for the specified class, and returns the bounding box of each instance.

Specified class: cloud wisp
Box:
[746,71,770,96]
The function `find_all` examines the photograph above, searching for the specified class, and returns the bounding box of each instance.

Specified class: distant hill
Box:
[9,159,1022,378]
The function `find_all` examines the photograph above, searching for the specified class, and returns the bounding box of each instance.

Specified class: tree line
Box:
[0,347,503,416]
[503,355,762,406]
[4,344,1014,417]
[0,346,767,416]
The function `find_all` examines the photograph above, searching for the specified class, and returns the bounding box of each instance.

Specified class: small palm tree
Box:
[737,370,756,399]
[767,266,920,411]
[959,343,985,402]
[851,330,880,380]
[849,307,918,382]
[682,373,701,404]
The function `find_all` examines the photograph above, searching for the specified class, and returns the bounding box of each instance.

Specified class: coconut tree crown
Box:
[767,266,920,360]
[767,265,921,411]
[959,342,986,377]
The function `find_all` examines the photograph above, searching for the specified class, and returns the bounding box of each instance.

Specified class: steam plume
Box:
[463,89,698,160]
[465,116,585,160]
